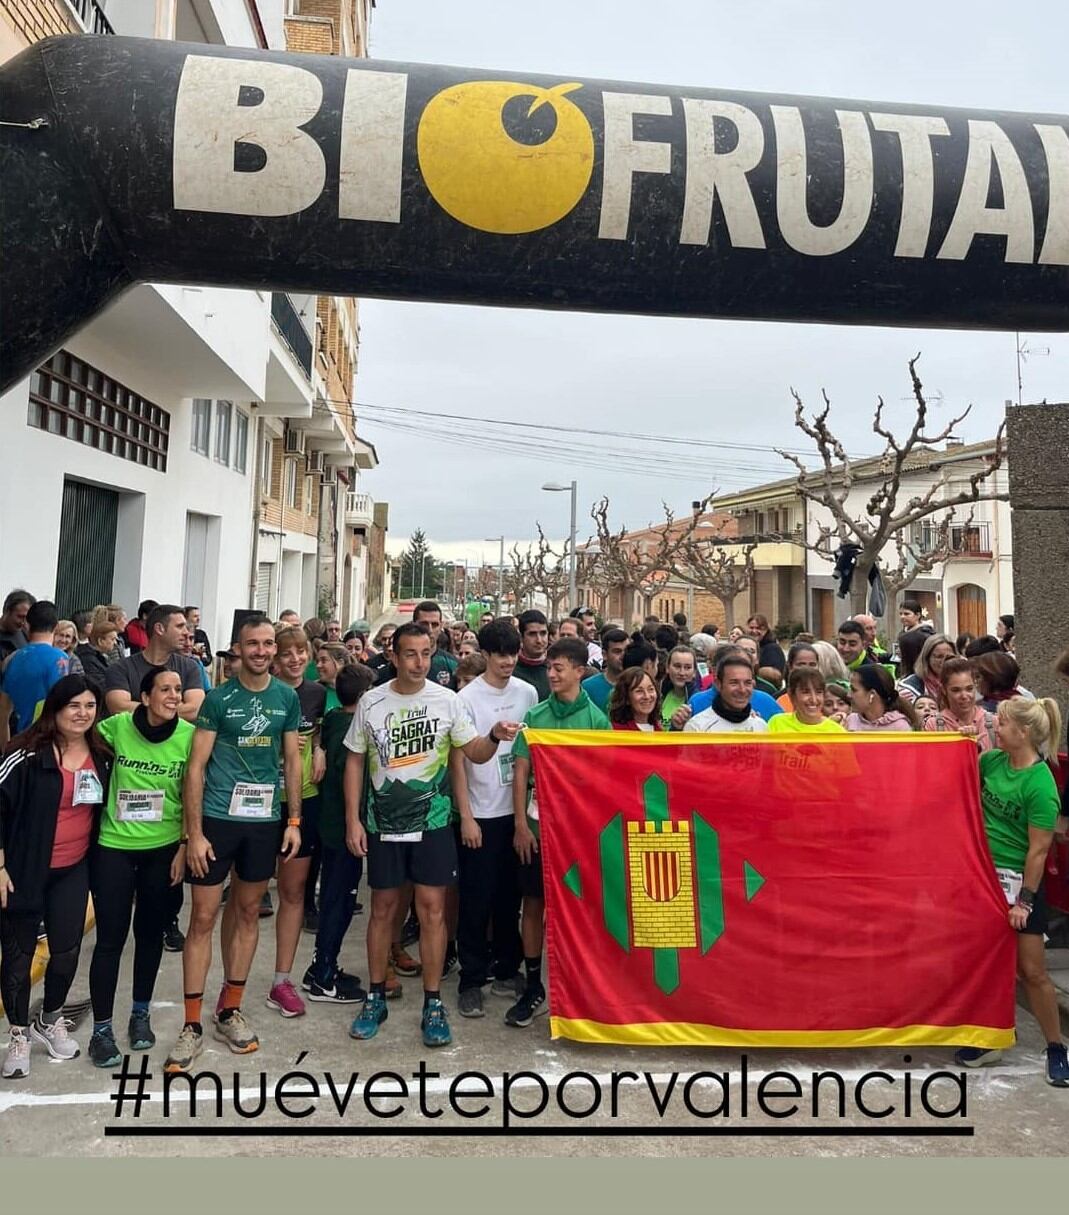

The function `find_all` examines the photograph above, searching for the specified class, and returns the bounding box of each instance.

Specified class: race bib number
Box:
[72,769,103,806]
[497,752,515,788]
[380,831,423,844]
[228,782,274,818]
[116,789,165,822]
[995,866,1023,907]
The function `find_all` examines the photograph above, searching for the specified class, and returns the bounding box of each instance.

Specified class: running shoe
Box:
[1045,1042,1069,1087]
[258,890,274,918]
[390,943,422,977]
[302,909,319,934]
[128,1009,156,1051]
[491,974,524,999]
[306,971,366,1004]
[266,980,306,1018]
[504,985,547,1029]
[349,992,388,1040]
[164,1024,203,1074]
[421,998,452,1047]
[30,1014,80,1060]
[89,1026,123,1069]
[162,919,185,953]
[400,912,420,946]
[2,1028,31,1079]
[458,988,485,1018]
[954,1046,1003,1068]
[213,1008,259,1054]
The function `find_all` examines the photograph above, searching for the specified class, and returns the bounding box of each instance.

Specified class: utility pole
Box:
[486,535,505,616]
[542,479,578,612]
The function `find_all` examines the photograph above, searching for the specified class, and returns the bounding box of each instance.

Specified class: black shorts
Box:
[284,795,321,860]
[1019,885,1048,936]
[518,852,544,900]
[186,816,281,886]
[366,826,457,890]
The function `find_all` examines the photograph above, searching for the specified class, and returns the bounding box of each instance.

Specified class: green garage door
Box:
[55,479,118,617]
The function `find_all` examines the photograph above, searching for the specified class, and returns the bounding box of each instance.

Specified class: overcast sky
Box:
[355,0,1068,564]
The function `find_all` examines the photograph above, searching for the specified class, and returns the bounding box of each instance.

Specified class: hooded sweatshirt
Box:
[845,710,913,732]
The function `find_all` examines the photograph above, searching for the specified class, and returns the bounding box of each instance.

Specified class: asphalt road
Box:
[2,886,1066,1157]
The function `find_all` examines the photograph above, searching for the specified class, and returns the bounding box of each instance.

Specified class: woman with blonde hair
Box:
[956,696,1068,1086]
[811,639,849,687]
[52,620,84,676]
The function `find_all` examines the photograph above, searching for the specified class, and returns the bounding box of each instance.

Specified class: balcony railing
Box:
[64,0,115,34]
[270,293,313,380]
[345,491,374,529]
[916,520,992,558]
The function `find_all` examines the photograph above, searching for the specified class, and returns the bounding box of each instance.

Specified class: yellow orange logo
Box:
[417,80,594,235]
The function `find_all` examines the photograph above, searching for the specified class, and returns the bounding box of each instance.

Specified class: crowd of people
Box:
[0,588,1066,1086]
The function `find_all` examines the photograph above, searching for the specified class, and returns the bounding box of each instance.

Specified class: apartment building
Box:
[0,0,385,643]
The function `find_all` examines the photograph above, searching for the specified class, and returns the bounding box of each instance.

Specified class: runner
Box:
[680,644,784,727]
[0,589,34,662]
[845,665,918,731]
[609,667,663,731]
[1,675,109,1078]
[683,652,769,734]
[183,606,213,668]
[104,604,205,723]
[1,600,70,732]
[956,698,1069,1086]
[899,599,934,633]
[454,621,536,1018]
[344,623,521,1047]
[746,614,787,684]
[898,633,956,705]
[412,601,459,688]
[776,642,820,711]
[315,641,351,712]
[581,628,628,711]
[302,663,374,1004]
[262,626,327,1019]
[509,636,611,1027]
[577,609,604,669]
[87,667,193,1067]
[163,615,302,1073]
[836,620,873,673]
[923,659,997,750]
[853,614,892,664]
[512,610,551,702]
[659,645,700,728]
[768,669,845,733]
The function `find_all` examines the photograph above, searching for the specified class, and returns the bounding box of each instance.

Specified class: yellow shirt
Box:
[768,713,846,734]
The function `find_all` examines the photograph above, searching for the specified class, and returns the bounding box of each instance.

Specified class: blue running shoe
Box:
[350,991,388,1040]
[954,1046,1003,1068]
[1045,1043,1069,1088]
[128,1009,155,1052]
[421,998,452,1048]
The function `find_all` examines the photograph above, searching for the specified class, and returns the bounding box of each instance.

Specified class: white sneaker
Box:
[30,1014,80,1060]
[2,1028,31,1079]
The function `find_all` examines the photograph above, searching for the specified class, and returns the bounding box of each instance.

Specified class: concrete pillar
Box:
[1006,403,1069,719]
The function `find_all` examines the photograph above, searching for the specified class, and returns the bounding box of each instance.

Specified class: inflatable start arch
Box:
[1,35,1066,391]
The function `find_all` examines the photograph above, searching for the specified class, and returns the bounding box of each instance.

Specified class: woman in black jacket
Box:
[0,675,111,1079]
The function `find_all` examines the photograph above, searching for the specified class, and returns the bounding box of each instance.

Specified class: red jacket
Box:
[611,719,662,731]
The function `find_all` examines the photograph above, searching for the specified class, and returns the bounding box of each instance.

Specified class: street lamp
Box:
[542,480,577,613]
[485,536,505,616]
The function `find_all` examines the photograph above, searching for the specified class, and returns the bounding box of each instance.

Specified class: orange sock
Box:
[184,993,203,1026]
[222,979,246,1011]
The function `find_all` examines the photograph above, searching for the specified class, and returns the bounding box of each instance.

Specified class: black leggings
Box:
[89,842,180,1022]
[0,859,89,1026]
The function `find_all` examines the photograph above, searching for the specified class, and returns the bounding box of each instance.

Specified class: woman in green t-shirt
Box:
[87,667,193,1069]
[955,696,1068,1087]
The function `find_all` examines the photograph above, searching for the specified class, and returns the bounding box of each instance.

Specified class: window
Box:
[234,410,249,473]
[214,400,232,465]
[284,458,298,508]
[191,398,211,456]
[29,351,170,471]
[260,435,273,496]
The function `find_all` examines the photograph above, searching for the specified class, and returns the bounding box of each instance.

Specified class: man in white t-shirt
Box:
[454,621,537,1019]
[343,623,521,1049]
[684,653,769,734]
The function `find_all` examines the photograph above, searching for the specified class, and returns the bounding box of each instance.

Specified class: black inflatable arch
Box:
[1,35,1067,392]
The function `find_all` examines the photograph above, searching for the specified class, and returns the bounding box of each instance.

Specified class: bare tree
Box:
[588,496,710,627]
[670,540,758,630]
[529,525,573,618]
[502,543,539,613]
[777,357,1007,616]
